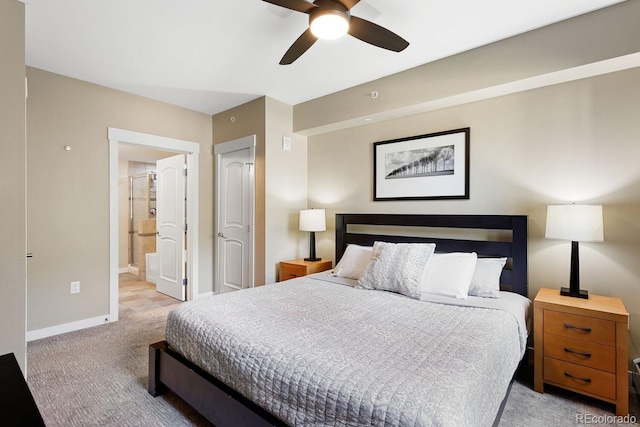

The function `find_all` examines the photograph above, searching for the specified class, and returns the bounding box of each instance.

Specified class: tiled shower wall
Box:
[128,161,156,267]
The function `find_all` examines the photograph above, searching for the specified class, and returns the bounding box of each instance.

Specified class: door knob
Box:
[217,232,226,238]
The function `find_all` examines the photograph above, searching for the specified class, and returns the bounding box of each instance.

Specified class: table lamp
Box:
[545,204,604,299]
[299,209,326,262]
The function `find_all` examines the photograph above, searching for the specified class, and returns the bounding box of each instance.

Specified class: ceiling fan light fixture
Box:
[310,9,349,40]
[266,0,409,64]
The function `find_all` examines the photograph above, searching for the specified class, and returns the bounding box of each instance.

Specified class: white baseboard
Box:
[196,291,213,299]
[27,315,110,342]
[118,267,128,274]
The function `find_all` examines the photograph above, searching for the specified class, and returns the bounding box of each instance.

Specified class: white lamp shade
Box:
[299,209,326,232]
[545,204,604,242]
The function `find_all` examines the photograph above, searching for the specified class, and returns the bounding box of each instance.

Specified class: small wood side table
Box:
[533,288,629,415]
[278,258,332,282]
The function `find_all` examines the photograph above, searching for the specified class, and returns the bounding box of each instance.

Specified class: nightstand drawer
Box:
[544,310,615,346]
[543,333,615,372]
[544,357,616,400]
[280,264,307,281]
[278,259,333,282]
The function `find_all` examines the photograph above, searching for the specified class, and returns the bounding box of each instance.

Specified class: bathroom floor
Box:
[118,272,181,320]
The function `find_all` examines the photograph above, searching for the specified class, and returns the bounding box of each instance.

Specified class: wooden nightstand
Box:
[278,258,332,282]
[533,288,629,415]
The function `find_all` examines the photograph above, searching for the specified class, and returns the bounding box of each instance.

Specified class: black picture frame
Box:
[373,127,470,201]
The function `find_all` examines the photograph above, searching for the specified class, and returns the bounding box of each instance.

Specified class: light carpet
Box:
[27,304,639,426]
[27,304,211,426]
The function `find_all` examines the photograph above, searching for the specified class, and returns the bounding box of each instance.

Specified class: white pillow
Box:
[421,252,477,300]
[468,257,507,298]
[356,241,435,300]
[333,244,373,279]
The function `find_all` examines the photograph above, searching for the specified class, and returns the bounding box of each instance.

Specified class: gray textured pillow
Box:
[356,241,436,299]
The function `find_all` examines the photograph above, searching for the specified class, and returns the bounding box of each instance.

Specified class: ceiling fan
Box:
[263,0,409,65]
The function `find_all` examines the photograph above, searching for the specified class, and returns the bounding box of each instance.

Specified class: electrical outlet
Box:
[70,281,80,294]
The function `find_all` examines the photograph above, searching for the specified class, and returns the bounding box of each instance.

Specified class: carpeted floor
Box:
[27,304,639,426]
[502,365,639,426]
[27,304,212,426]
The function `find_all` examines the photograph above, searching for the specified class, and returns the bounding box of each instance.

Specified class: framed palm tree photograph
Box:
[373,128,470,201]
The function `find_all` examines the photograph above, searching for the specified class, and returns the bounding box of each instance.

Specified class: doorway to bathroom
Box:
[118,150,184,317]
[124,162,157,278]
[108,127,200,322]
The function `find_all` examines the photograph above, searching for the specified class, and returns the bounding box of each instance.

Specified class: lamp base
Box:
[560,287,589,299]
[304,257,321,262]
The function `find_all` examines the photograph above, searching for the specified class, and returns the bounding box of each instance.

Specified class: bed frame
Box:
[335,213,528,296]
[149,213,528,427]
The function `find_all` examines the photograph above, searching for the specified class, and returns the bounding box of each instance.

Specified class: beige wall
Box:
[307,68,640,363]
[294,0,640,136]
[25,67,214,331]
[213,98,266,285]
[296,0,640,365]
[0,0,26,371]
[212,97,309,285]
[264,97,308,283]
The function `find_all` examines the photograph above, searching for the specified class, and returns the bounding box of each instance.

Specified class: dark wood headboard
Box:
[335,214,528,297]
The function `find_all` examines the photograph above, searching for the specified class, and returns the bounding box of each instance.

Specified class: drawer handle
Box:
[563,323,591,333]
[564,347,591,358]
[564,372,591,383]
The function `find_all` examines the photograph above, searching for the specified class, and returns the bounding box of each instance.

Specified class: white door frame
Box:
[214,135,256,294]
[108,127,199,322]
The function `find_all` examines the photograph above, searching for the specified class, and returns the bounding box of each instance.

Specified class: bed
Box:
[149,213,529,427]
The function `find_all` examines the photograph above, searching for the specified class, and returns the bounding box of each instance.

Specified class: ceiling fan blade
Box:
[280,28,318,65]
[262,0,317,13]
[348,15,409,52]
[337,0,360,10]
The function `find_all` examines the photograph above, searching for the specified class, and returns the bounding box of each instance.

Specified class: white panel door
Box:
[156,154,186,300]
[218,147,251,293]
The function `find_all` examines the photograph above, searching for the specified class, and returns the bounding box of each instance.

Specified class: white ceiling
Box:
[23,0,624,116]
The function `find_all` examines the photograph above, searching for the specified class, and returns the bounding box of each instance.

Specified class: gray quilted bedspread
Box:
[165,278,526,427]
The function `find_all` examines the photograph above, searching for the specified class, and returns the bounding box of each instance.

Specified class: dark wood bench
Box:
[0,353,45,426]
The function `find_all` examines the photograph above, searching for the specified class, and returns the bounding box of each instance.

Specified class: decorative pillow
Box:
[421,252,477,300]
[468,257,507,298]
[333,244,373,280]
[356,241,435,300]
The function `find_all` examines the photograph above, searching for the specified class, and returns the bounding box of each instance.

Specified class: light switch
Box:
[282,136,292,151]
